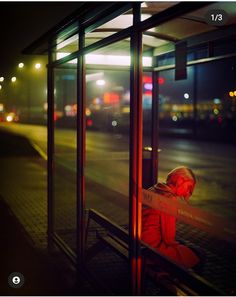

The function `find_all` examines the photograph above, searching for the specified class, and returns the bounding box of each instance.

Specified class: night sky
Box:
[0,2,81,75]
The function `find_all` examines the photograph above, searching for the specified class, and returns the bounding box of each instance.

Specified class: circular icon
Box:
[8,272,25,288]
[205,9,229,26]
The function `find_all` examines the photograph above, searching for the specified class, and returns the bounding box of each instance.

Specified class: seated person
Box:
[142,166,200,269]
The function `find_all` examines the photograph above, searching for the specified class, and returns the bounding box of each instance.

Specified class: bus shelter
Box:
[24,2,236,295]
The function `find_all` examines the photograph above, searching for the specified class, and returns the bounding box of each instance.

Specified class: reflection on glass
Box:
[157,59,236,221]
[53,65,77,251]
[196,58,236,143]
[84,39,131,294]
[85,68,130,224]
[158,67,194,134]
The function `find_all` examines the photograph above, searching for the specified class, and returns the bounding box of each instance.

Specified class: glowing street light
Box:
[172,115,178,122]
[11,77,17,83]
[6,114,14,122]
[18,62,24,69]
[35,63,41,70]
[0,85,2,90]
[0,77,4,82]
[184,93,190,99]
[213,98,221,104]
[229,91,234,97]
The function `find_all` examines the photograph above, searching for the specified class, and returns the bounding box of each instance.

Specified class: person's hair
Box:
[166,166,196,188]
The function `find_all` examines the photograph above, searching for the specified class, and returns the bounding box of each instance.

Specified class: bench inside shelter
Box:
[85,208,224,296]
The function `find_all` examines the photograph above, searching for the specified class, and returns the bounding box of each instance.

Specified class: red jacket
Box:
[142,183,199,268]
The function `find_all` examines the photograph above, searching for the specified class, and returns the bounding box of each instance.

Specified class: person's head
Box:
[166,166,196,202]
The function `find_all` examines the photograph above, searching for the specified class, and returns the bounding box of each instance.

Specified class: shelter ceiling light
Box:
[86,54,131,66]
[57,52,152,67]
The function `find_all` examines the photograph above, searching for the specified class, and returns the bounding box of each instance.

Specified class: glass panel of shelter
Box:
[154,58,236,295]
[53,61,77,252]
[84,38,131,294]
[141,3,236,295]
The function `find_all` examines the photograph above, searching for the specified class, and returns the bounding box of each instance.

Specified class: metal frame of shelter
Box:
[23,1,236,294]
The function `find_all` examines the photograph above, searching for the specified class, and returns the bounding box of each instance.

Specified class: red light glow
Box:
[158,77,165,85]
[143,75,165,85]
[87,119,93,126]
[143,75,152,83]
[54,112,58,121]
[218,116,223,124]
[103,92,120,104]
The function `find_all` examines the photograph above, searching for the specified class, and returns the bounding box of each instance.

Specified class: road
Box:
[1,122,236,220]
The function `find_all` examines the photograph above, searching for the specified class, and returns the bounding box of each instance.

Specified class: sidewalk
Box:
[0,199,69,295]
[0,130,95,295]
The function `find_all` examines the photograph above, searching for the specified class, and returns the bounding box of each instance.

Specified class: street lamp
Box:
[16,61,30,120]
[6,60,46,122]
[0,85,2,90]
[18,62,24,69]
[0,77,4,82]
[35,63,41,70]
